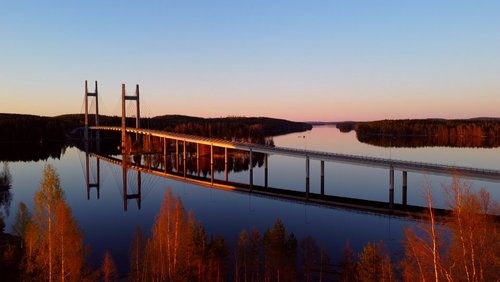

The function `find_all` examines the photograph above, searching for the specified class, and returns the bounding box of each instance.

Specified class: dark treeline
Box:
[0,114,73,143]
[0,113,311,146]
[1,165,499,281]
[147,115,312,144]
[336,119,500,148]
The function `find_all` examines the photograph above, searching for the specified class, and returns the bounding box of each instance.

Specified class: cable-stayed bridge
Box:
[81,81,500,215]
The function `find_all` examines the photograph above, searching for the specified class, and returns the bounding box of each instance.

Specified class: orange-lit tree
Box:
[22,165,85,281]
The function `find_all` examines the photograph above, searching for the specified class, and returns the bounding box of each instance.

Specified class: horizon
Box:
[1,1,499,121]
[1,111,499,124]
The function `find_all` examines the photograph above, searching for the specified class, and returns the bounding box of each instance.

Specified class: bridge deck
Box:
[90,126,500,181]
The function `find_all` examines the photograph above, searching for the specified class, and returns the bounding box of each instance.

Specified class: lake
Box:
[1,125,499,275]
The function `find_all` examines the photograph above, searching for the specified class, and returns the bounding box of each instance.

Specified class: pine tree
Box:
[263,218,297,281]
[357,241,394,282]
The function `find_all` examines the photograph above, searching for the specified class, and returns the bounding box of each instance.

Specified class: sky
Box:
[1,1,499,122]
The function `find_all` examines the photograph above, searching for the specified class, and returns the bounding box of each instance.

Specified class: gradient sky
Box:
[1,1,499,121]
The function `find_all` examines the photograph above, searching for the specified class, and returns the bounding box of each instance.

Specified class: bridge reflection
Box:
[82,145,462,219]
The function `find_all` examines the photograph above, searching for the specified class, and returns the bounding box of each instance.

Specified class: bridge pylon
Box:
[84,80,99,142]
[121,84,141,152]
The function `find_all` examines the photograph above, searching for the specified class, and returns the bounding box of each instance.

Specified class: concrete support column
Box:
[147,134,151,153]
[249,149,253,189]
[306,156,310,200]
[96,158,100,199]
[320,160,325,195]
[163,138,167,173]
[402,171,408,206]
[224,147,228,182]
[123,157,128,212]
[137,171,142,210]
[94,81,100,144]
[196,143,200,176]
[135,84,140,129]
[175,140,179,172]
[86,153,90,200]
[210,144,214,184]
[389,166,394,209]
[84,80,89,141]
[121,84,126,153]
[183,140,187,178]
[264,154,268,188]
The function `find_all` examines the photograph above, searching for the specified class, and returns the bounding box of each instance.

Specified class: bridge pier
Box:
[196,143,200,176]
[306,156,310,200]
[137,171,142,210]
[402,171,408,206]
[210,144,214,184]
[225,147,228,182]
[320,160,325,195]
[389,166,394,209]
[183,140,187,178]
[163,138,167,173]
[264,154,268,188]
[249,149,253,189]
[175,140,179,173]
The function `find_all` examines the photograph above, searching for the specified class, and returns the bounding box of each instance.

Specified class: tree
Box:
[142,188,193,281]
[54,200,84,282]
[12,202,31,238]
[129,227,145,282]
[101,250,118,282]
[248,228,261,282]
[206,235,228,282]
[300,236,319,282]
[263,218,298,281]
[401,176,500,281]
[191,220,207,281]
[339,242,356,281]
[235,229,248,282]
[23,165,85,281]
[357,241,394,282]
[0,162,12,186]
[445,178,500,281]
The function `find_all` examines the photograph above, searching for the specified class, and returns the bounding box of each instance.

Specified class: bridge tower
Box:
[121,84,140,151]
[84,80,99,141]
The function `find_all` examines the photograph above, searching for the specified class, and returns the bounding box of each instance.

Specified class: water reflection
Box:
[0,163,12,217]
[85,147,456,219]
[0,141,67,162]
[357,134,500,148]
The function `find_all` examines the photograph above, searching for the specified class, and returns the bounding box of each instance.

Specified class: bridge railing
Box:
[89,126,500,178]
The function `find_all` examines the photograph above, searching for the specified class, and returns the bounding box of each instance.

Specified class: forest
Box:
[336,119,500,148]
[1,165,499,281]
[0,113,311,145]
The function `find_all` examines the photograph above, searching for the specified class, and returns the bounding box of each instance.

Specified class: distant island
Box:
[336,119,500,148]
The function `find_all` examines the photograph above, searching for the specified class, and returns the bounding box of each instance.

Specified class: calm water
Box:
[2,125,499,274]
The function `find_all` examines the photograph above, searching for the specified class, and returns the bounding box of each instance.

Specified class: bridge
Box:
[81,81,500,213]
